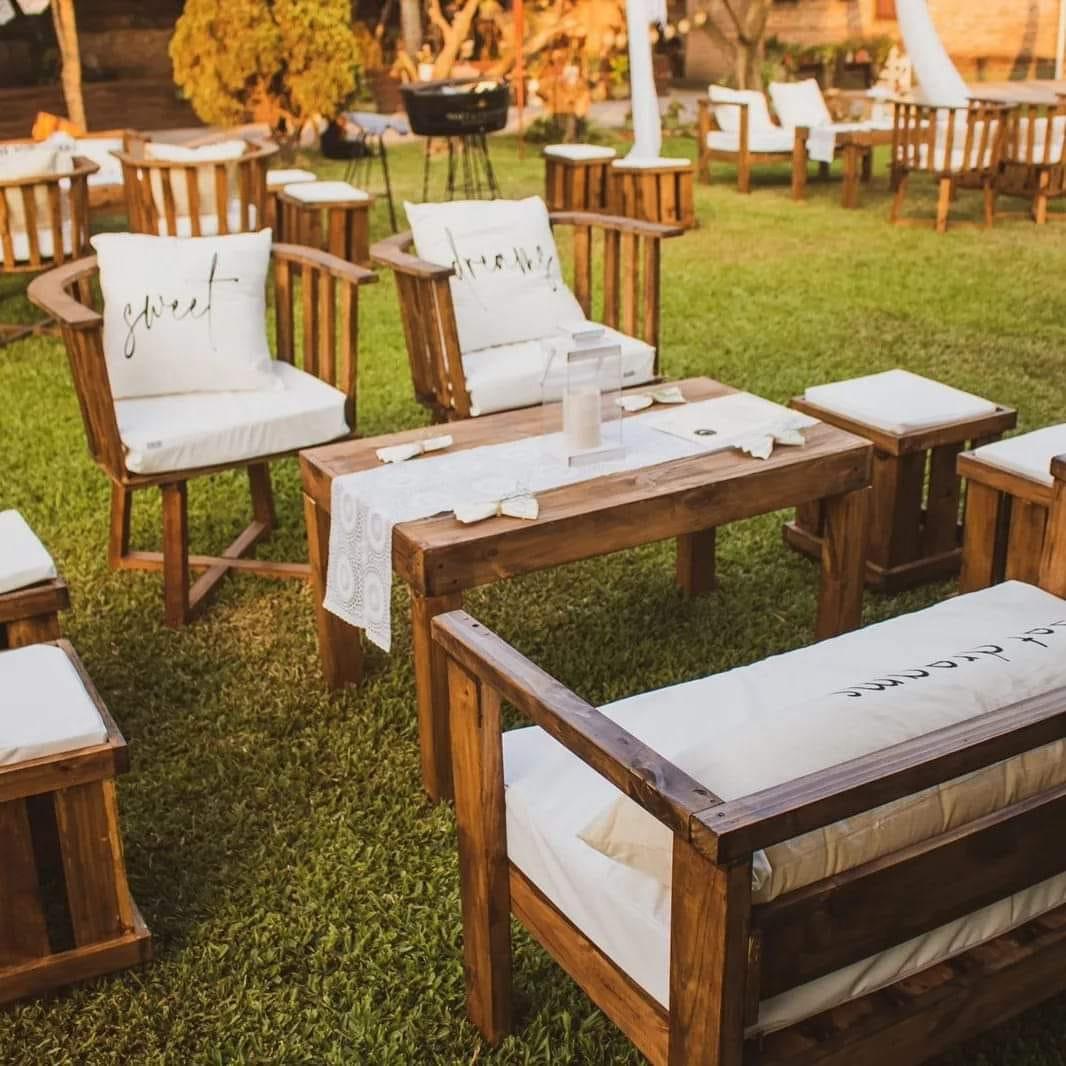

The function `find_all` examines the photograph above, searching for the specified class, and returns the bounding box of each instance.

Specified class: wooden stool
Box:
[265,168,317,242]
[958,425,1066,591]
[0,510,68,650]
[0,641,151,1004]
[608,158,696,229]
[543,144,616,212]
[279,181,373,267]
[784,370,1016,591]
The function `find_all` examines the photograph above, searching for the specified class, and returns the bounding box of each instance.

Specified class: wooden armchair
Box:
[371,210,681,421]
[890,100,1012,233]
[0,155,97,346]
[434,453,1066,1066]
[27,244,376,627]
[996,99,1066,224]
[697,94,795,194]
[112,138,278,237]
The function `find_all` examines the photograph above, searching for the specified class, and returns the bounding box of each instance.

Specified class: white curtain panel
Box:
[625,0,665,161]
[896,0,969,106]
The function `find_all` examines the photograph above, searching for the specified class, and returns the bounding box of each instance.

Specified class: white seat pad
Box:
[0,510,58,594]
[117,361,349,475]
[611,156,691,170]
[285,181,368,204]
[0,644,107,765]
[804,368,998,435]
[707,129,795,155]
[543,144,616,162]
[461,325,656,417]
[973,423,1066,487]
[266,168,317,188]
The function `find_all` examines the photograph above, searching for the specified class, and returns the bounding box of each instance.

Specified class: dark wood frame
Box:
[784,392,1016,592]
[112,138,277,237]
[370,210,682,421]
[434,453,1066,1066]
[996,99,1066,224]
[543,151,614,213]
[278,187,373,268]
[0,639,151,1004]
[697,97,795,195]
[27,244,376,627]
[0,575,69,650]
[608,161,696,229]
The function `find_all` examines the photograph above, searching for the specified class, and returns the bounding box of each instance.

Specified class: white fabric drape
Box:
[625,0,666,161]
[896,0,969,107]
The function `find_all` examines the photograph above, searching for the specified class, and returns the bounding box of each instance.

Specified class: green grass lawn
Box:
[2,132,1066,1065]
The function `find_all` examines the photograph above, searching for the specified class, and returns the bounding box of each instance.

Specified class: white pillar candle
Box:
[564,385,602,454]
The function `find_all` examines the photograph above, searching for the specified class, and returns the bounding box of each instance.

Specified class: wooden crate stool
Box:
[543,144,616,212]
[0,640,151,1004]
[0,510,69,650]
[785,369,1016,591]
[265,168,316,242]
[958,424,1066,592]
[608,158,695,229]
[279,181,373,268]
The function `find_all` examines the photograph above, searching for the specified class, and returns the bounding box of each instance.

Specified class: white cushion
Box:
[405,196,585,354]
[116,360,349,474]
[973,424,1066,487]
[154,202,259,237]
[543,144,616,162]
[7,220,74,263]
[0,510,57,594]
[285,180,369,204]
[266,168,317,189]
[91,230,276,400]
[44,133,125,188]
[611,156,691,170]
[144,138,247,219]
[461,324,656,417]
[0,145,67,235]
[803,369,998,435]
[707,129,795,154]
[0,644,107,765]
[769,79,833,129]
[708,85,777,133]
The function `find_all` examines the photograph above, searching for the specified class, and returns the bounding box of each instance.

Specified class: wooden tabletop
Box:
[300,377,872,596]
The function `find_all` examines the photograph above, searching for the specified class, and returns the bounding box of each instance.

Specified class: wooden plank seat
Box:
[543,144,616,213]
[0,640,151,1004]
[0,510,69,649]
[785,369,1016,591]
[433,451,1066,1066]
[959,423,1066,593]
[370,199,682,421]
[27,244,376,627]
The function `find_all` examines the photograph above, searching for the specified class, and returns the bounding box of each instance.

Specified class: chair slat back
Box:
[1004,100,1066,167]
[891,100,1011,178]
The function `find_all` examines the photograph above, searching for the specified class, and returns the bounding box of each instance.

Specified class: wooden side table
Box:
[543,145,616,212]
[609,159,696,229]
[791,128,893,208]
[280,181,373,267]
[785,372,1016,591]
[958,428,1066,591]
[0,511,68,649]
[265,168,317,241]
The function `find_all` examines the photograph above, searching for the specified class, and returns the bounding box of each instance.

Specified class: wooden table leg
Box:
[959,482,1009,594]
[841,143,860,209]
[303,493,364,690]
[411,589,464,803]
[815,486,869,640]
[677,528,718,596]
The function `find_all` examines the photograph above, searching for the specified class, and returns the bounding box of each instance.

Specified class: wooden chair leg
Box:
[861,149,873,182]
[108,483,132,570]
[0,798,51,965]
[936,176,952,234]
[160,481,190,628]
[791,131,808,201]
[738,150,752,195]
[1034,173,1050,224]
[248,463,276,532]
[890,172,909,223]
[983,180,997,227]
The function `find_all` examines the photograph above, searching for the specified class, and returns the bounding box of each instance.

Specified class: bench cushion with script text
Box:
[405,196,585,353]
[91,230,276,400]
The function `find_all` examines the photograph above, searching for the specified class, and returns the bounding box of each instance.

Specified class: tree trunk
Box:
[51,0,87,130]
[400,0,424,57]
[733,0,771,89]
[429,0,481,79]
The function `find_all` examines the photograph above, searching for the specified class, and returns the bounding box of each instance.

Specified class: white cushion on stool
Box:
[972,424,1066,487]
[611,156,691,170]
[266,168,317,188]
[543,144,616,162]
[804,369,998,435]
[285,181,369,204]
[0,510,58,595]
[0,644,107,765]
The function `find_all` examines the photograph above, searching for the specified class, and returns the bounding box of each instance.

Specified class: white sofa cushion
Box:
[405,196,585,354]
[0,644,108,765]
[543,144,616,162]
[972,424,1066,487]
[708,85,778,134]
[803,368,998,435]
[707,129,795,154]
[154,202,259,237]
[285,180,369,204]
[7,220,74,264]
[0,510,57,594]
[91,230,276,400]
[769,79,833,129]
[461,324,656,417]
[116,360,349,474]
[266,168,317,189]
[144,138,247,220]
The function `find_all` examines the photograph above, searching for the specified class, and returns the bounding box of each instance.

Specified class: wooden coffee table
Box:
[300,377,873,802]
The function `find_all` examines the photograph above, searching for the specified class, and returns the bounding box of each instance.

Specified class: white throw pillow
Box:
[144,139,247,221]
[405,196,585,353]
[708,85,776,134]
[91,230,277,400]
[768,79,833,129]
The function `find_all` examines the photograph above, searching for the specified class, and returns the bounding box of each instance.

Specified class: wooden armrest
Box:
[27,256,102,330]
[271,242,377,287]
[371,232,455,279]
[549,210,684,239]
[433,610,718,835]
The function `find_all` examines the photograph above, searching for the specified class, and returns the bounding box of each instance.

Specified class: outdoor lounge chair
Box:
[433,452,1066,1065]
[995,98,1066,224]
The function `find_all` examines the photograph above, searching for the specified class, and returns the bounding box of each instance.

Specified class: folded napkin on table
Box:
[616,385,688,412]
[376,435,453,464]
[454,494,540,524]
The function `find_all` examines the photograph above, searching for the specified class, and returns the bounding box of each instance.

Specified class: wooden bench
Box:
[0,510,69,649]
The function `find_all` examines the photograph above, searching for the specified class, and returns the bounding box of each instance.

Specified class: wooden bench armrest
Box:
[371,232,455,279]
[27,255,102,330]
[549,210,684,240]
[271,242,377,288]
[433,610,718,836]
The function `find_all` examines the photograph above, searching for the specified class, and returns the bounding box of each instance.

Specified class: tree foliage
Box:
[170,0,359,133]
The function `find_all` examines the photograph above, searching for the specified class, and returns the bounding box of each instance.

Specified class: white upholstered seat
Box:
[707,85,794,154]
[972,424,1066,487]
[0,510,58,594]
[706,129,795,154]
[284,181,368,204]
[0,644,107,765]
[116,361,349,475]
[543,144,616,162]
[803,369,998,435]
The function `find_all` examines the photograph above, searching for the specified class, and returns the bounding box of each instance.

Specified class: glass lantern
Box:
[542,325,625,468]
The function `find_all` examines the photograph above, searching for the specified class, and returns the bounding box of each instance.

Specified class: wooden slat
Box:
[185,167,201,237]
[1040,459,1066,597]
[959,481,1009,592]
[214,165,230,234]
[160,168,177,236]
[868,451,924,569]
[1005,498,1047,584]
[603,228,620,329]
[621,230,638,336]
[339,281,358,429]
[0,189,14,270]
[21,186,40,267]
[318,271,336,386]
[642,236,661,354]
[274,256,294,363]
[814,486,868,639]
[45,183,64,266]
[302,264,319,377]
[573,225,592,315]
[921,442,963,556]
[0,798,51,966]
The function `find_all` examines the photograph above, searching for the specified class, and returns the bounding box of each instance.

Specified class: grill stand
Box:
[421,134,501,201]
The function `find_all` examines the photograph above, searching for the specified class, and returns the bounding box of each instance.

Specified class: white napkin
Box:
[454,494,540,524]
[616,385,688,412]
[376,435,453,464]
